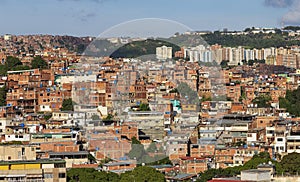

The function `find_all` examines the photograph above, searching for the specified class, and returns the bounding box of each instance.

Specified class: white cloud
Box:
[264,0,300,25]
[282,1,300,24]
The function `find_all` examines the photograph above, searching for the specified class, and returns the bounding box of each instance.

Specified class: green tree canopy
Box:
[31,56,48,69]
[220,60,229,68]
[131,137,141,144]
[139,103,150,111]
[0,86,7,106]
[61,98,74,111]
[252,94,272,108]
[120,166,165,182]
[280,152,300,174]
[0,56,30,75]
[6,56,22,70]
[279,87,300,116]
[67,168,120,182]
[103,113,114,121]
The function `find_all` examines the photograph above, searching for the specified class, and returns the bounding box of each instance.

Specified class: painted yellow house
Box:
[0,159,66,182]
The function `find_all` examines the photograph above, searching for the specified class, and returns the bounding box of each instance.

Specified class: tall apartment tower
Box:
[156,45,172,60]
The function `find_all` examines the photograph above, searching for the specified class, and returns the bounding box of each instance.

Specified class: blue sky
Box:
[0,0,295,36]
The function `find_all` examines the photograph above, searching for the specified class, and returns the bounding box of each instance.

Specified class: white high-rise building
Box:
[229,47,243,65]
[244,49,254,61]
[201,50,212,62]
[156,45,172,60]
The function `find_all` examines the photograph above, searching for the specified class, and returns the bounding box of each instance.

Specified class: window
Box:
[44,174,53,178]
[54,163,66,168]
[277,138,283,142]
[280,147,284,150]
[58,173,66,178]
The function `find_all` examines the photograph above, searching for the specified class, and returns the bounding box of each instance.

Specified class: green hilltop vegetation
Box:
[110,39,180,58]
[164,26,300,49]
[283,26,300,32]
[202,31,300,49]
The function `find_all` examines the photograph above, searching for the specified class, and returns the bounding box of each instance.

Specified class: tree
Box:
[103,113,113,121]
[279,87,300,116]
[139,103,150,111]
[44,113,52,121]
[280,152,300,174]
[120,166,165,182]
[131,137,141,144]
[88,154,97,163]
[31,56,48,69]
[0,65,7,75]
[284,26,300,32]
[239,87,246,102]
[67,168,120,182]
[61,98,74,111]
[0,86,7,106]
[169,88,179,94]
[201,95,212,102]
[6,56,22,71]
[252,94,272,108]
[0,56,29,75]
[11,65,30,71]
